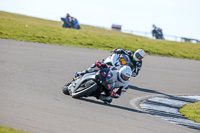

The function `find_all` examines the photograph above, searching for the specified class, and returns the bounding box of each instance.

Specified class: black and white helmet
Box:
[118,66,132,82]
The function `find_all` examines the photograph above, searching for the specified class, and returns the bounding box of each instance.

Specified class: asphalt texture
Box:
[0,39,200,133]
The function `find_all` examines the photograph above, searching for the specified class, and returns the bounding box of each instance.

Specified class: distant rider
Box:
[152,24,164,40]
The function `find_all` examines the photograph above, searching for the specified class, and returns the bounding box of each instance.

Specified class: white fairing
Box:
[111,54,120,66]
[104,54,120,66]
[68,72,96,93]
[104,55,112,64]
[104,54,131,72]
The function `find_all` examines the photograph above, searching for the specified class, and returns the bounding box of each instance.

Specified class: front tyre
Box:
[72,83,98,98]
[62,84,70,95]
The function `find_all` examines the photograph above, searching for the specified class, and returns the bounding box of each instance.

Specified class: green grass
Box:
[1,11,200,60]
[179,102,200,123]
[0,126,30,133]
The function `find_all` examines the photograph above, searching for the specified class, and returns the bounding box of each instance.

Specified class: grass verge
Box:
[179,102,200,123]
[0,11,200,60]
[0,126,30,133]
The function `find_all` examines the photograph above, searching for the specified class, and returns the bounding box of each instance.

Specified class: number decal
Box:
[119,57,127,65]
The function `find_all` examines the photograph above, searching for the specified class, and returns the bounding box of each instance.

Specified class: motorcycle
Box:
[152,28,164,40]
[61,17,81,30]
[62,68,117,101]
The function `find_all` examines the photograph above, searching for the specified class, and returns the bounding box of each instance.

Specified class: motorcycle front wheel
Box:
[62,84,70,95]
[72,83,98,98]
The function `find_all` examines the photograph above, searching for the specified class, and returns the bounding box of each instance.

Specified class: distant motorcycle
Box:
[61,17,81,30]
[152,28,164,40]
[62,68,116,101]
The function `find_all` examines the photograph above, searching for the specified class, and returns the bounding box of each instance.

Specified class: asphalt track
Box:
[0,39,200,133]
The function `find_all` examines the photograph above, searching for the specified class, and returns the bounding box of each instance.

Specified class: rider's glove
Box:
[115,49,123,54]
[95,61,108,69]
[110,48,117,53]
[128,51,134,56]
[95,61,101,67]
[111,49,123,54]
[112,49,130,55]
[109,91,120,98]
[131,72,137,77]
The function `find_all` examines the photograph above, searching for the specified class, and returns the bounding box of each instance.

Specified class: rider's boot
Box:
[75,72,84,77]
[98,95,113,104]
[75,63,98,78]
[75,70,89,77]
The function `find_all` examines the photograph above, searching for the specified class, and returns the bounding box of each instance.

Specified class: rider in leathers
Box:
[76,49,145,77]
[104,48,145,77]
[92,64,132,104]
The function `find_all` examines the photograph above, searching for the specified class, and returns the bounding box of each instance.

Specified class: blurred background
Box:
[0,0,200,42]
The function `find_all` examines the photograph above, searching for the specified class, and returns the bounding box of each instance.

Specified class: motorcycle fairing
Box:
[68,72,96,93]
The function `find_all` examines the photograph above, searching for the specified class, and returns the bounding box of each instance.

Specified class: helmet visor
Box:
[121,74,129,81]
[135,52,143,60]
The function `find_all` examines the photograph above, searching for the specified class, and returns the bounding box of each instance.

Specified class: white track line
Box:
[139,96,200,130]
